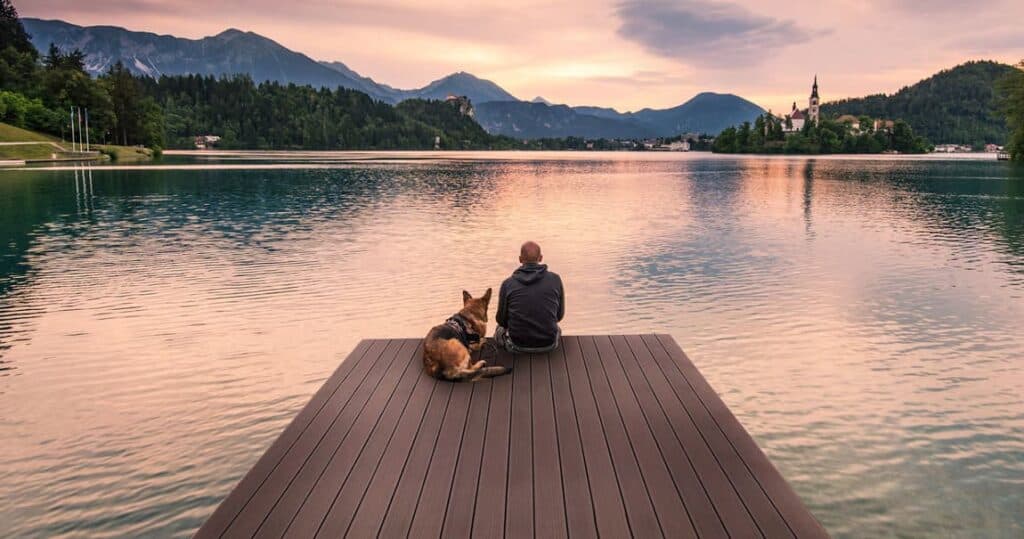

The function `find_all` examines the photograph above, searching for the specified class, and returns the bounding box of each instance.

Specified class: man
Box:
[494,241,565,353]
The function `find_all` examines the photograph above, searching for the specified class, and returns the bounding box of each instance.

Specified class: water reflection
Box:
[0,154,1022,538]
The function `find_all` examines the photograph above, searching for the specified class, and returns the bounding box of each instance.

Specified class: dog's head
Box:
[461,288,492,322]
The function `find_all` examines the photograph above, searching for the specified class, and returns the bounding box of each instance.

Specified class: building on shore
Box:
[872,119,895,132]
[788,105,806,132]
[984,143,1004,153]
[934,143,975,153]
[193,134,221,149]
[836,114,861,132]
[781,77,820,133]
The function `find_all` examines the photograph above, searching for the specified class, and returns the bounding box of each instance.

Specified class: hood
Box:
[513,263,548,285]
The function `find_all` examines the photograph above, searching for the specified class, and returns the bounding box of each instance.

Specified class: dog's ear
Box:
[462,290,472,304]
[482,288,492,303]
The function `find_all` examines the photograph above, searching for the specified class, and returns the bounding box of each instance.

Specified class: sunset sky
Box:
[19,0,1024,112]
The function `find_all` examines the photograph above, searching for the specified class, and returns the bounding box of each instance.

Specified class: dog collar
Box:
[445,314,481,349]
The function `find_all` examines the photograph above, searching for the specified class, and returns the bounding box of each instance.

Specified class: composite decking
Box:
[195,335,828,538]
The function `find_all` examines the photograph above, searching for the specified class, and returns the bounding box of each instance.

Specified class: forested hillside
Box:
[821,61,1014,146]
[149,74,503,149]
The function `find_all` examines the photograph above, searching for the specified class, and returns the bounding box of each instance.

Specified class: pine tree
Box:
[0,0,35,56]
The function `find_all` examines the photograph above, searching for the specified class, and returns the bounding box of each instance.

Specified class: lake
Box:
[1,152,1022,537]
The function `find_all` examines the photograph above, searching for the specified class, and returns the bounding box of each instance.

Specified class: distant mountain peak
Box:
[215,28,247,37]
[531,96,552,105]
[416,71,518,103]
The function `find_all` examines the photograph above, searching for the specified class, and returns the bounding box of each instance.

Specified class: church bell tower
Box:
[809,75,820,126]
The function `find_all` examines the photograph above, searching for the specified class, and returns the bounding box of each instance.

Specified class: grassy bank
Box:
[0,144,61,160]
[0,122,62,144]
[96,144,155,162]
[0,122,157,162]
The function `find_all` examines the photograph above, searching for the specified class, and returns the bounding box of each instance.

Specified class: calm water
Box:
[1,152,1023,538]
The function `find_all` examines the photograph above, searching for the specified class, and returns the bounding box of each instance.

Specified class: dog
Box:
[423,288,511,382]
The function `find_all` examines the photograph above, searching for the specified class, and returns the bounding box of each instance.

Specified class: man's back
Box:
[496,262,564,349]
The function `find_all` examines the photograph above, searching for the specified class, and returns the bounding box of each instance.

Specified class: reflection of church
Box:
[783,77,820,132]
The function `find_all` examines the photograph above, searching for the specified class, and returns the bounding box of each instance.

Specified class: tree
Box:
[737,121,751,152]
[0,0,38,94]
[997,61,1024,161]
[43,44,86,72]
[752,114,767,148]
[0,0,34,56]
[104,62,146,145]
[712,127,738,153]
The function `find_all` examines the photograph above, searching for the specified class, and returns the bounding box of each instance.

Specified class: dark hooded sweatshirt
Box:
[496,263,565,348]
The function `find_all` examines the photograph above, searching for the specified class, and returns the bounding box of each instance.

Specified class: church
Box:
[783,77,820,132]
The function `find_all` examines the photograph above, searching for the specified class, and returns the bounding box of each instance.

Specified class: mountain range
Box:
[22,17,766,138]
[475,93,764,139]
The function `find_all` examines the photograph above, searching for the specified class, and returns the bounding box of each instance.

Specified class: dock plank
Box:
[531,352,568,539]
[652,334,829,538]
[251,339,420,538]
[378,377,468,539]
[609,334,733,538]
[470,346,513,538]
[282,343,432,538]
[623,334,760,538]
[194,340,374,538]
[642,333,794,538]
[198,335,826,539]
[420,377,489,538]
[325,379,452,536]
[547,340,599,538]
[578,335,665,538]
[559,336,630,538]
[592,335,697,539]
[504,351,534,538]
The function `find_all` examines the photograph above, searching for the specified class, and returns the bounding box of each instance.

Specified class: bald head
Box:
[519,241,543,264]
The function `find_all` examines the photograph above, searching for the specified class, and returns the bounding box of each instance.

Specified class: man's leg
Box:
[493,326,517,353]
[523,327,561,353]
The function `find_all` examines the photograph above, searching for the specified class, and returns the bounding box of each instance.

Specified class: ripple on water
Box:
[0,156,1022,538]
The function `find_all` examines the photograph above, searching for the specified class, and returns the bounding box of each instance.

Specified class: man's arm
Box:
[496,279,510,327]
[556,276,565,322]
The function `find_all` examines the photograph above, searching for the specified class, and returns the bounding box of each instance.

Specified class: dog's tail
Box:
[448,364,512,382]
[476,365,511,379]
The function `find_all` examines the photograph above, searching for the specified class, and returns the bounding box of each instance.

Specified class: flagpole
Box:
[84,108,90,152]
[70,107,76,152]
[77,107,83,153]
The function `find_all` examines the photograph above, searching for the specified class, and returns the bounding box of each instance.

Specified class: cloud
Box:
[885,0,987,12]
[615,0,821,66]
[583,69,690,87]
[953,31,1024,55]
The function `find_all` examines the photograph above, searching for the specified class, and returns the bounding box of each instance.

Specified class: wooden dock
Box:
[195,335,827,538]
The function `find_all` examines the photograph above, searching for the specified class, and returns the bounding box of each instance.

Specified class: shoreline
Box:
[0,149,1007,172]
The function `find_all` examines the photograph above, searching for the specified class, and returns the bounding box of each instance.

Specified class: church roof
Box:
[811,75,819,98]
[791,109,805,120]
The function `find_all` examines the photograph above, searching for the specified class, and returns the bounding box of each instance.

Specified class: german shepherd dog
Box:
[424,288,511,382]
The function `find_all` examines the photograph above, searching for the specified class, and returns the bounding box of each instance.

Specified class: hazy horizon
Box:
[17,0,1024,114]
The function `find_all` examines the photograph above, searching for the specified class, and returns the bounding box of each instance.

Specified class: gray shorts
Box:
[493,325,560,353]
